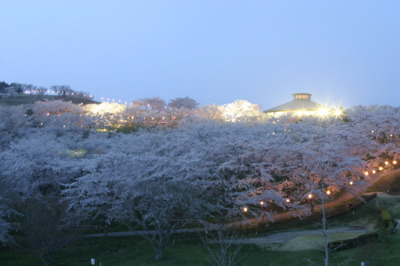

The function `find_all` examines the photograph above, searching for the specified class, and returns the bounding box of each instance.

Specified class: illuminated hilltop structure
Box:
[265,93,342,117]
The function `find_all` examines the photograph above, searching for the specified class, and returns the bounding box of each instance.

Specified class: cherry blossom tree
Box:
[218,100,264,122]
[168,96,199,109]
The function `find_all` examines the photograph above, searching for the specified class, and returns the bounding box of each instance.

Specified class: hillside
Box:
[0,94,99,106]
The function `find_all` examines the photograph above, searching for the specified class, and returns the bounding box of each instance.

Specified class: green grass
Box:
[2,181,400,265]
[2,231,397,266]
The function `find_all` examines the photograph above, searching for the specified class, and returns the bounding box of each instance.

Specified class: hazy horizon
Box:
[1,0,399,109]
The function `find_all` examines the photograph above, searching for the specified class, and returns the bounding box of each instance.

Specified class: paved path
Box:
[85,227,207,238]
[233,226,367,244]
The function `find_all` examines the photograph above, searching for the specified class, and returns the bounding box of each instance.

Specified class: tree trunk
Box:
[322,196,329,266]
[155,248,164,261]
[103,223,108,237]
[321,176,329,266]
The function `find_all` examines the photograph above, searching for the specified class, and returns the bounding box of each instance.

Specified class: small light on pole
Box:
[372,170,376,174]
[379,167,383,171]
[260,201,264,206]
[364,171,369,176]
[286,198,290,203]
[349,181,354,186]
[326,190,331,195]
[243,207,248,213]
[308,193,313,199]
[393,160,397,165]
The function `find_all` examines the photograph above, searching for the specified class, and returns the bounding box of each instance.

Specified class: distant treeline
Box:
[0,81,92,100]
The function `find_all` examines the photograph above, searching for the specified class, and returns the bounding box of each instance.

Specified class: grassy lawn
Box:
[0,235,330,266]
[2,174,400,265]
[2,232,398,265]
[2,194,400,266]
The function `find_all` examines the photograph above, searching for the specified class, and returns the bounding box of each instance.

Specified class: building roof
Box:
[265,93,324,113]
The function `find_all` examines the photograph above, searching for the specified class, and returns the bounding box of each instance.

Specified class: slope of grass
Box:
[367,169,400,194]
[0,94,98,106]
[2,172,400,265]
[2,195,400,266]
[278,232,365,251]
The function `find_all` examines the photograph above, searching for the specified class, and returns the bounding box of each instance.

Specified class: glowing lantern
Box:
[393,160,397,165]
[260,201,265,206]
[308,193,313,199]
[243,207,248,213]
[364,171,369,176]
[286,198,290,203]
[349,181,354,186]
[379,167,383,171]
[385,161,389,165]
[326,190,331,195]
[372,170,376,174]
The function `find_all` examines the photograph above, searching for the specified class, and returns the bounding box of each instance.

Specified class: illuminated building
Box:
[265,93,341,117]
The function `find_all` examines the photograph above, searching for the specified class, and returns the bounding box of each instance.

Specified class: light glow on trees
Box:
[85,102,127,116]
[333,109,343,116]
[317,108,330,117]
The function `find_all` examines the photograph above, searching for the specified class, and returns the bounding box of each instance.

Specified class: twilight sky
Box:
[1,0,399,109]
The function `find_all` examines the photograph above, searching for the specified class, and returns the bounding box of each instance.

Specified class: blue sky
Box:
[1,0,399,109]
